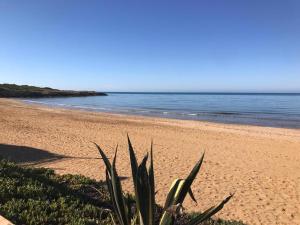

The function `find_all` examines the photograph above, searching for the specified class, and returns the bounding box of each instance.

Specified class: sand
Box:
[0,215,13,225]
[0,98,299,225]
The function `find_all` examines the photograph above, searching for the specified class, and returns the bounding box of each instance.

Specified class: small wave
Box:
[139,110,150,113]
[213,112,240,115]
[22,100,48,105]
[57,103,68,106]
[73,105,111,111]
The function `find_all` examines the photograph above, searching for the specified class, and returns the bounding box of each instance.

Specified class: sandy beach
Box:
[0,98,299,225]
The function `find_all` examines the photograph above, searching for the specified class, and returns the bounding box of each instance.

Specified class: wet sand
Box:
[0,98,299,225]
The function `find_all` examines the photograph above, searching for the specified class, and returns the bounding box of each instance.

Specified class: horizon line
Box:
[105,91,300,95]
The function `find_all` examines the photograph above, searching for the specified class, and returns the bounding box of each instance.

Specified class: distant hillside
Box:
[0,84,107,98]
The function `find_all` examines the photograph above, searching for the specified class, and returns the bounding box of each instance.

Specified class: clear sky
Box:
[0,0,299,92]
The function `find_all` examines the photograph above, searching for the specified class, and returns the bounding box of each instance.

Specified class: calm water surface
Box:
[23,93,300,128]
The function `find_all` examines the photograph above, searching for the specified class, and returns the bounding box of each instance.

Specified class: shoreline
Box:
[21,98,300,130]
[19,98,300,138]
[0,98,300,225]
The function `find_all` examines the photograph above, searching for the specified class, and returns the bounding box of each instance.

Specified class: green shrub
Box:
[0,160,111,225]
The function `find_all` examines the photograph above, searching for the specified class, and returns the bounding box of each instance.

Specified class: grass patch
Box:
[0,159,111,225]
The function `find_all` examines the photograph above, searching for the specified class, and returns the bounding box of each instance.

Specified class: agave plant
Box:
[95,136,232,225]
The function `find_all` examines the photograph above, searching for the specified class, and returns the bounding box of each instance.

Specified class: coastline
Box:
[0,98,300,225]
[21,96,300,130]
[20,93,300,129]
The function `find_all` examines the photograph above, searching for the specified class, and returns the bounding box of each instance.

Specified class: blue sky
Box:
[0,0,299,92]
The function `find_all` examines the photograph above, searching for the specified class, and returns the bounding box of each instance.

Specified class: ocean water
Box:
[23,93,300,128]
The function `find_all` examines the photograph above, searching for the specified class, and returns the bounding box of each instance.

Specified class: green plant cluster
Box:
[0,159,111,225]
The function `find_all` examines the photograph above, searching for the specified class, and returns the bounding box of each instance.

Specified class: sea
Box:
[22,92,300,129]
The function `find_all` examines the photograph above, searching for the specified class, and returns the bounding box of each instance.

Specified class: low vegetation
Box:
[0,159,111,225]
[0,83,107,98]
[0,139,245,225]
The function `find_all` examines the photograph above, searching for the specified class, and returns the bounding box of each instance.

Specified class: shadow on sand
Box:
[0,144,102,166]
[0,144,129,184]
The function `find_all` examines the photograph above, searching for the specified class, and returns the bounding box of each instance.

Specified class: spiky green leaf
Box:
[176,153,204,204]
[187,194,233,225]
[162,179,184,210]
[127,135,139,187]
[106,169,121,224]
[188,187,197,203]
[135,154,150,225]
[148,142,155,225]
[110,148,129,225]
[159,179,185,225]
[95,143,112,174]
